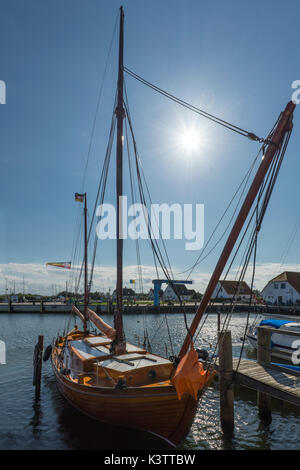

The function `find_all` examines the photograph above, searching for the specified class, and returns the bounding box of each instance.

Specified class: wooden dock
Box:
[231,358,300,406]
[216,325,300,431]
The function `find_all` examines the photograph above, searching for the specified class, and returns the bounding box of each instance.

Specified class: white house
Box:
[212,280,252,301]
[262,272,300,305]
[148,288,163,301]
[162,284,195,302]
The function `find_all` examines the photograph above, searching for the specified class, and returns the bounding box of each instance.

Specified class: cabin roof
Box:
[264,271,300,294]
[102,353,171,374]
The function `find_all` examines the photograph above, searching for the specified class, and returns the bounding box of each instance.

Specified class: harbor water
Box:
[0,312,299,450]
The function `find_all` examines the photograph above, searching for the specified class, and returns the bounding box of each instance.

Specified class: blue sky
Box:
[0,0,299,294]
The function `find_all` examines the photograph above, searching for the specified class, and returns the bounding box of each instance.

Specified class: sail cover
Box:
[172,345,215,400]
[72,305,116,339]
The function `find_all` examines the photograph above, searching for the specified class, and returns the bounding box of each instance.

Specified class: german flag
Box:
[75,193,85,203]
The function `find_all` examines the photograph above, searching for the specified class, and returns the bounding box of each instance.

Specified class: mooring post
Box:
[40,300,44,313]
[218,330,234,433]
[217,308,221,332]
[33,335,44,398]
[257,326,272,424]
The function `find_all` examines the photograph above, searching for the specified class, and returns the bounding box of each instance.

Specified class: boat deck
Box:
[55,333,174,388]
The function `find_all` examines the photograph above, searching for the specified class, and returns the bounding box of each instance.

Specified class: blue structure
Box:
[152,279,193,306]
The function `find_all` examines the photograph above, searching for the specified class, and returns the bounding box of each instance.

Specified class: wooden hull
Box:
[52,359,198,447]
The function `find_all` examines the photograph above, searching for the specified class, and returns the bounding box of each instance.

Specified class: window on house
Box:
[274,283,278,289]
[281,283,286,289]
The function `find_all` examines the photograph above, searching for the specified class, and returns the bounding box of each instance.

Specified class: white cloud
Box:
[1,261,299,295]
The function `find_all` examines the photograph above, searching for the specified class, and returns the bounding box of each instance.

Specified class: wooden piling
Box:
[39,301,44,313]
[218,330,234,433]
[33,335,44,398]
[217,308,221,332]
[257,327,272,424]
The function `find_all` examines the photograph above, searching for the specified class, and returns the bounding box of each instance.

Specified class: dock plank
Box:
[215,358,300,406]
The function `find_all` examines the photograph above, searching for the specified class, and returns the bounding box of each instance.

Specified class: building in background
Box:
[163,284,195,302]
[212,280,252,301]
[262,272,300,305]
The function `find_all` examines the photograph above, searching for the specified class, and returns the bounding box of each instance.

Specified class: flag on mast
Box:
[46,262,71,270]
[75,193,85,202]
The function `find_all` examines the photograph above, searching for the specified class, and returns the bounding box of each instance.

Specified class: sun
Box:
[178,128,201,152]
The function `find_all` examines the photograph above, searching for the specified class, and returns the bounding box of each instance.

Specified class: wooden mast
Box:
[115,6,125,350]
[84,192,88,335]
[179,101,296,360]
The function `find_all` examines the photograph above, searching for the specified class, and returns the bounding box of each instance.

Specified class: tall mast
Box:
[179,101,296,360]
[115,6,125,348]
[84,192,88,335]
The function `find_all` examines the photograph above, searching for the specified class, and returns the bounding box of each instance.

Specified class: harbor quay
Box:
[1,301,300,316]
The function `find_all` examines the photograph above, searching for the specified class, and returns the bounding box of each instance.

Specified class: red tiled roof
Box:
[266,271,300,295]
[219,280,252,295]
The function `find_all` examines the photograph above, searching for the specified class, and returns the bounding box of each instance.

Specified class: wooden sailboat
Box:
[51,7,296,447]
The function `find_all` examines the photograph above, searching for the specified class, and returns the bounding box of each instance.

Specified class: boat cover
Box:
[260,319,292,329]
[272,362,300,372]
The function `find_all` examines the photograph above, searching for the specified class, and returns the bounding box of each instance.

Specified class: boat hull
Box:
[52,359,198,447]
[246,333,297,363]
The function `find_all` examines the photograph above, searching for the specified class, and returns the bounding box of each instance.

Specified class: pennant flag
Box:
[130,279,135,284]
[75,193,85,203]
[46,262,71,270]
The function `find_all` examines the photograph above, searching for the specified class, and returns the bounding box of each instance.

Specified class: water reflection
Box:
[45,373,171,450]
[1,313,300,450]
[30,398,43,439]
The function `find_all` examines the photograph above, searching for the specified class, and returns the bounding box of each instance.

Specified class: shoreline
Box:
[0,302,300,316]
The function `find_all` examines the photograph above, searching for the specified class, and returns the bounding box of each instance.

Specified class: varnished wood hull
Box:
[52,359,198,447]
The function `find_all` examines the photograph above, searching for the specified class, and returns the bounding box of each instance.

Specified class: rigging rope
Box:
[74,101,117,295]
[123,96,194,346]
[177,146,264,280]
[81,15,118,191]
[124,66,273,145]
[194,122,292,382]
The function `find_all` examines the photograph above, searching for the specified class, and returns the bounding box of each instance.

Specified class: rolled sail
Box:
[72,305,116,339]
[87,308,116,339]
